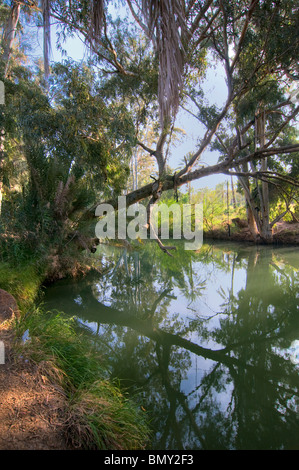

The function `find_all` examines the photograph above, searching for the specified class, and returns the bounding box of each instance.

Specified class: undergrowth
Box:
[13,308,150,450]
[0,262,42,312]
[0,240,150,449]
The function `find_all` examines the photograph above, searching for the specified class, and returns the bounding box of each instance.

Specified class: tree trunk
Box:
[231,176,236,209]
[246,202,259,239]
[236,109,273,243]
[0,2,21,216]
[260,157,272,241]
[1,2,21,76]
[256,110,273,242]
[237,165,260,240]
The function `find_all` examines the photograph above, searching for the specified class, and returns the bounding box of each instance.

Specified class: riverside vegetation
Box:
[0,0,298,450]
[0,259,151,450]
[1,183,298,449]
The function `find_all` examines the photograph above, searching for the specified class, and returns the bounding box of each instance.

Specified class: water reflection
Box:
[42,241,299,450]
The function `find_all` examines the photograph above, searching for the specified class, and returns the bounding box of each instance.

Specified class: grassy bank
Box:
[0,261,151,450]
[0,262,42,312]
[13,309,150,449]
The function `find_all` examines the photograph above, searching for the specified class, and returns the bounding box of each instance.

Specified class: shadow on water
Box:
[41,241,299,450]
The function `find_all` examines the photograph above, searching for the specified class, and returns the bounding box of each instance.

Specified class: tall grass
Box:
[0,262,42,312]
[0,242,150,449]
[13,309,150,450]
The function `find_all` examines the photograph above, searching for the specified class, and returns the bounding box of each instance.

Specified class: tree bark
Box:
[260,157,273,241]
[256,110,273,242]
[231,176,236,209]
[1,2,21,77]
[0,2,21,216]
[237,171,260,240]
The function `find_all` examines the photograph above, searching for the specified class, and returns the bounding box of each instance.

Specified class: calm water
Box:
[42,241,299,450]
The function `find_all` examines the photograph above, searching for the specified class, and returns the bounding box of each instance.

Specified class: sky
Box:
[174,65,229,190]
[33,9,232,192]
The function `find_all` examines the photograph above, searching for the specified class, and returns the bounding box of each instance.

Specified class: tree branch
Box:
[230,0,259,72]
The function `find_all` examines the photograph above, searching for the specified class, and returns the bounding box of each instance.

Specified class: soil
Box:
[0,303,73,450]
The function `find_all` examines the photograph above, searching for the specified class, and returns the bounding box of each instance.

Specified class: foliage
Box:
[13,307,150,449]
[0,261,41,311]
[0,58,134,270]
[0,0,299,251]
[156,183,245,234]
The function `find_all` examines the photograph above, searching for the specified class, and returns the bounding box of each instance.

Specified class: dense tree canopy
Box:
[0,0,298,254]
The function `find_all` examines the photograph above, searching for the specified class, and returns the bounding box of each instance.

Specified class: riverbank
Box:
[203,221,299,245]
[0,221,298,450]
[0,262,150,450]
[0,317,71,450]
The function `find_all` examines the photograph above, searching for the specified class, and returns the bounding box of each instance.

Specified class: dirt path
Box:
[0,292,72,450]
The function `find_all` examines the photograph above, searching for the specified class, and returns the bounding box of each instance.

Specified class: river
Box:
[42,240,299,450]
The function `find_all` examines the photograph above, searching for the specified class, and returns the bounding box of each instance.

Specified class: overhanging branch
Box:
[86,143,299,216]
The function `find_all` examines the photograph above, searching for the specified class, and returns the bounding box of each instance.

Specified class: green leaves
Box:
[0,57,134,255]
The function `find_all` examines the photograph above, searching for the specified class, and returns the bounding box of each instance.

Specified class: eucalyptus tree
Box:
[1,59,133,263]
[0,1,21,215]
[2,0,299,247]
[210,79,299,240]
[43,1,298,241]
[200,0,299,241]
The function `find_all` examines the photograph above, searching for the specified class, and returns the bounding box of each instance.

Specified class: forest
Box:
[0,0,298,452]
[0,0,298,271]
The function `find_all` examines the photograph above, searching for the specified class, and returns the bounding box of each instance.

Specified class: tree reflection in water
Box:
[42,241,299,450]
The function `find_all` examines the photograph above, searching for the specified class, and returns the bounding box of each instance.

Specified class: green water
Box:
[42,241,299,450]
